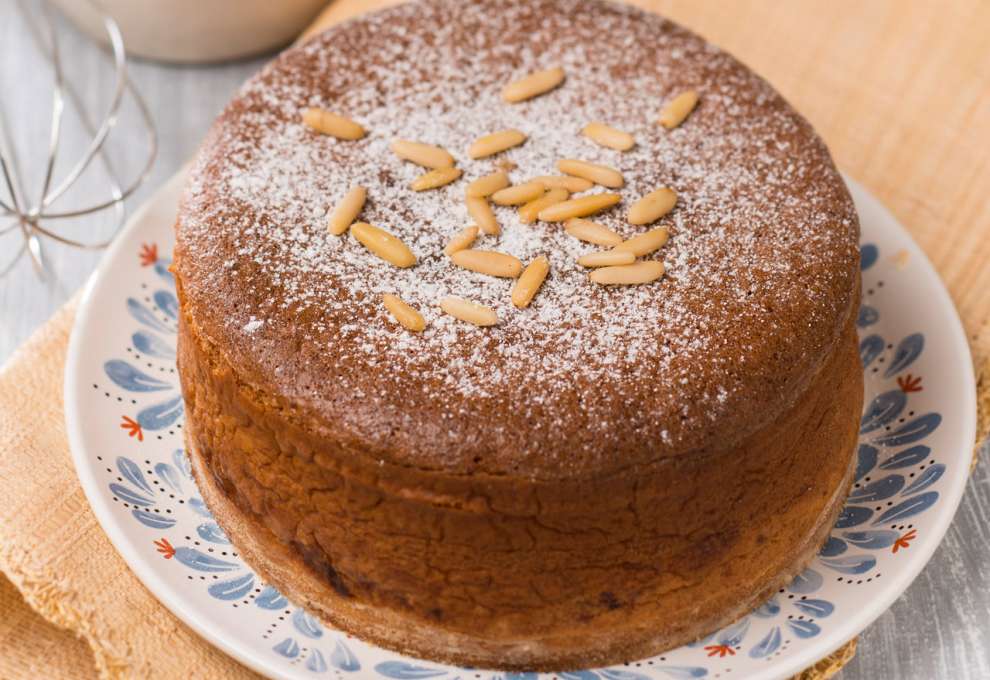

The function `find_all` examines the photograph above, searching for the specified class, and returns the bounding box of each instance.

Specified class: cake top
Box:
[175,0,859,479]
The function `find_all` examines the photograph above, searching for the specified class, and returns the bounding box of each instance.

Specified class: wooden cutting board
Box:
[303,0,990,444]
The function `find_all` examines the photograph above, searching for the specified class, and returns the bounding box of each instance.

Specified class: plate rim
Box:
[63,168,978,680]
[761,177,978,678]
[64,169,299,680]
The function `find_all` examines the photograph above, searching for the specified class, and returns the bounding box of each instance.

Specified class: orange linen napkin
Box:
[0,296,262,679]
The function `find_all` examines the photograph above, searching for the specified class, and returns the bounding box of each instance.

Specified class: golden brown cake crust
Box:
[174,0,863,669]
[173,0,860,479]
[181,307,861,670]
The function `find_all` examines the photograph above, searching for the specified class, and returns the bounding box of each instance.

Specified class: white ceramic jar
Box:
[52,0,329,63]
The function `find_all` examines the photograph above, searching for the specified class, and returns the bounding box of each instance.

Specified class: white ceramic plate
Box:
[65,169,976,680]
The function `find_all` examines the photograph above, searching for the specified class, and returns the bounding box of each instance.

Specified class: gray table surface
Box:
[0,4,987,679]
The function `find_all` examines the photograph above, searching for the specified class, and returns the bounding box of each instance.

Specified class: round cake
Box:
[174,0,863,670]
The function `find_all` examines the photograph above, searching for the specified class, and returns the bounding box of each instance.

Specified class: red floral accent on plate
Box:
[120,415,143,442]
[897,374,923,393]
[705,644,736,658]
[139,243,158,267]
[892,528,918,553]
[154,538,175,559]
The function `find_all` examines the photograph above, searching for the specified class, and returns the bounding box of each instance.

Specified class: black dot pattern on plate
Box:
[838,572,882,585]
[761,638,792,661]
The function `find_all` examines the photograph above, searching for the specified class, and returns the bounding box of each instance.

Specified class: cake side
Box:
[173,0,861,478]
[179,294,862,669]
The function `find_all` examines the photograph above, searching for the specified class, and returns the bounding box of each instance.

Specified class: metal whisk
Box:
[0,0,157,278]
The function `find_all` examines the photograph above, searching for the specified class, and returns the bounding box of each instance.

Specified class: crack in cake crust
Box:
[180,303,862,669]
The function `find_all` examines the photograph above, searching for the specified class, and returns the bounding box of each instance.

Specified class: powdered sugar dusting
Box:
[176,0,858,475]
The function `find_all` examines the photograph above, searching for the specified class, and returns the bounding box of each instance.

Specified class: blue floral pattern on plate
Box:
[67,174,975,680]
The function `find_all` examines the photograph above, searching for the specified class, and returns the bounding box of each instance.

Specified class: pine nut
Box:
[628,188,676,225]
[518,187,569,223]
[537,193,621,222]
[466,196,500,235]
[564,218,623,246]
[382,294,425,332]
[327,186,366,236]
[613,227,670,257]
[410,166,462,191]
[589,261,665,285]
[444,225,480,256]
[450,249,523,278]
[558,159,624,188]
[490,181,545,206]
[390,140,455,169]
[511,255,550,308]
[582,122,635,151]
[532,175,594,192]
[302,108,365,140]
[659,90,699,129]
[468,129,527,159]
[501,67,565,103]
[440,296,498,326]
[349,222,416,268]
[466,171,510,198]
[577,250,635,268]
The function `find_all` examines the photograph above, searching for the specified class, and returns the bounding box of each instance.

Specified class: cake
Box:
[174,0,862,670]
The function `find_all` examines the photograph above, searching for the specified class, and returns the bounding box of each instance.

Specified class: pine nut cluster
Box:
[301,70,701,332]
